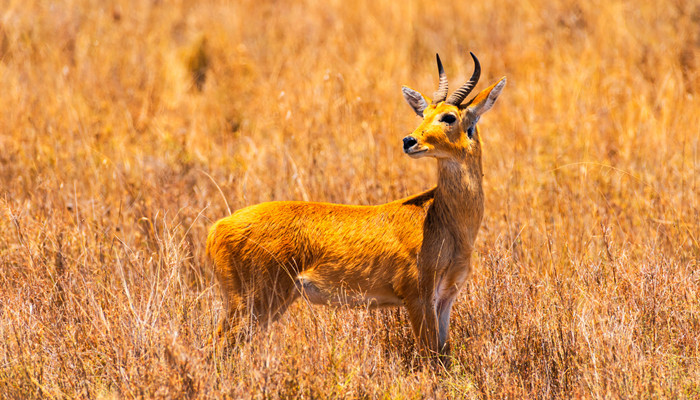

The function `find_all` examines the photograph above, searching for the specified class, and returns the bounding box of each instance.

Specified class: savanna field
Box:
[1,0,699,398]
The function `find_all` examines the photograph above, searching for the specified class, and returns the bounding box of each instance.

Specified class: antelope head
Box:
[401,53,506,161]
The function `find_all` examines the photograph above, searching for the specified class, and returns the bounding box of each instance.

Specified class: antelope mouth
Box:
[404,147,428,157]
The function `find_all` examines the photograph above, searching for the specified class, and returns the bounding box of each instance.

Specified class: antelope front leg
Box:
[404,296,440,362]
[405,267,442,363]
[436,295,456,367]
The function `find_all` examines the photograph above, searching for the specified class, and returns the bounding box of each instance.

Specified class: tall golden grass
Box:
[0,0,698,398]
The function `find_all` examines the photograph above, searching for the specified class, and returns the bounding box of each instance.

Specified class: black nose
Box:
[403,136,417,151]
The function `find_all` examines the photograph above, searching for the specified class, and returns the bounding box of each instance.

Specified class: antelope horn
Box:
[432,53,448,103]
[446,52,481,106]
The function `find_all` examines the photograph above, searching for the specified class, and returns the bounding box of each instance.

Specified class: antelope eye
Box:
[439,114,456,124]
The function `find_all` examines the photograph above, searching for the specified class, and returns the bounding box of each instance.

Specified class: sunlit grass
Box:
[0,0,698,398]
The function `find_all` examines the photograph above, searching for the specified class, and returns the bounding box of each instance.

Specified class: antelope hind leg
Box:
[214,272,300,348]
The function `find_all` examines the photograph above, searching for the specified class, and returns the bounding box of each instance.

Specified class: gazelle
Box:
[207,53,505,365]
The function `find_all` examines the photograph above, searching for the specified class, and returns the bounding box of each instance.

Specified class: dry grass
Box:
[1,0,699,398]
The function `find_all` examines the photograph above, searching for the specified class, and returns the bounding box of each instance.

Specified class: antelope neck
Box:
[432,155,484,246]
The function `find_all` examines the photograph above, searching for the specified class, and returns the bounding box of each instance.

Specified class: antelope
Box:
[207,52,505,365]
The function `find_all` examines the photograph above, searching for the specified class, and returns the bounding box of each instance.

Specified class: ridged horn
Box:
[446,52,481,106]
[432,54,448,103]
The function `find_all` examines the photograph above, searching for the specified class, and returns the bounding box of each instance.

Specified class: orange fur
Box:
[207,56,506,366]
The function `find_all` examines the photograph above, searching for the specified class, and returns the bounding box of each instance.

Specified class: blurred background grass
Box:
[0,0,698,398]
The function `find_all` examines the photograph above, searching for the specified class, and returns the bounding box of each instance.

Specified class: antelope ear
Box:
[463,77,506,122]
[401,86,430,117]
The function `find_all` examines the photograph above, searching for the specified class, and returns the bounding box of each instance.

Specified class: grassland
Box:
[1,0,699,398]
